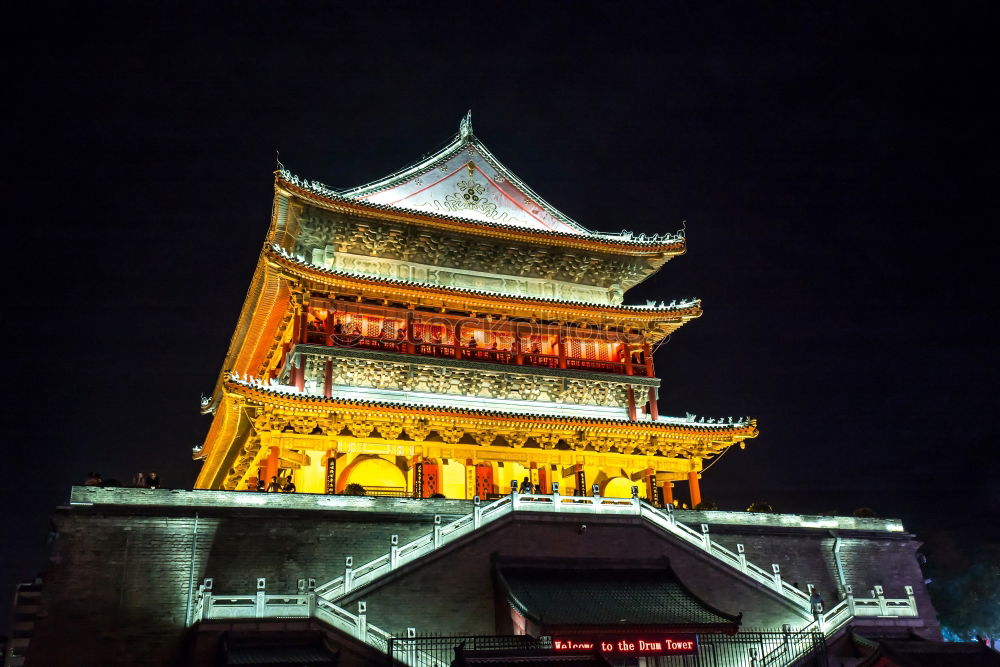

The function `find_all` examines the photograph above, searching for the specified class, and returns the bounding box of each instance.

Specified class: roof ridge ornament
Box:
[459,110,473,142]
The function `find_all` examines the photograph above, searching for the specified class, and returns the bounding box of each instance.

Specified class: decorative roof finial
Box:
[459,110,473,141]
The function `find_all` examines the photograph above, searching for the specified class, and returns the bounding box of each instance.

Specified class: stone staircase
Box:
[313,492,916,623]
[192,492,920,666]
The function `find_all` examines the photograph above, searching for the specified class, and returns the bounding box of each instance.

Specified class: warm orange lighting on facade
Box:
[194,119,756,507]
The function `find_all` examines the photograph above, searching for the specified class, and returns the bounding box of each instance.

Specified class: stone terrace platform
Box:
[29,487,936,667]
[68,486,906,534]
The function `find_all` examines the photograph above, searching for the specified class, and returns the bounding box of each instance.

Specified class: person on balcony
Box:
[467,337,478,348]
[282,476,296,493]
[266,476,282,492]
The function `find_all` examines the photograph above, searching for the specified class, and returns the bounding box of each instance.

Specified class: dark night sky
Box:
[2,1,997,625]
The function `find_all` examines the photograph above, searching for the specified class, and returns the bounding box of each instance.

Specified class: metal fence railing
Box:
[386,632,828,667]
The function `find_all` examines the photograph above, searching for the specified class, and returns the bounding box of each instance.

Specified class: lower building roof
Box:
[224,374,757,437]
[495,559,740,632]
[223,634,338,666]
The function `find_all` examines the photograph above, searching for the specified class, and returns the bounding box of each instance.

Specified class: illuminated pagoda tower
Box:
[195,113,758,505]
[22,115,941,667]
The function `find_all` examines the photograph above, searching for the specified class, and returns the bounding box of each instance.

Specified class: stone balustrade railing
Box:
[191,492,919,665]
[191,578,440,665]
[314,492,918,627]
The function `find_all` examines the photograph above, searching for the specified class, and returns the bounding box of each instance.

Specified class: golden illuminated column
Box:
[688,470,702,507]
[405,310,416,354]
[263,447,279,488]
[323,360,333,398]
[643,342,654,376]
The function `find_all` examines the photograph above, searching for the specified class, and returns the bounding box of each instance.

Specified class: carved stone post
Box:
[663,501,675,525]
[356,601,367,640]
[874,585,887,615]
[201,578,214,621]
[389,535,399,569]
[905,585,916,614]
[255,578,266,618]
[344,556,354,593]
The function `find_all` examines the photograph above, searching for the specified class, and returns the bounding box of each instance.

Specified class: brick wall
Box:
[29,491,451,667]
[705,526,937,635]
[30,514,203,666]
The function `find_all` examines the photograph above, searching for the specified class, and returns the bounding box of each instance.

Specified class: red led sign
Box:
[553,636,698,656]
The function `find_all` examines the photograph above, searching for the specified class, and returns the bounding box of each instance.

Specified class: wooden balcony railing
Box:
[302,334,646,377]
[462,348,514,364]
[565,358,626,374]
[414,342,457,359]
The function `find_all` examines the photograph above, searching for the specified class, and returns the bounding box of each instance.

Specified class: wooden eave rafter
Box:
[203,252,293,412]
[223,379,759,443]
[275,178,687,258]
[194,393,249,488]
[265,246,702,338]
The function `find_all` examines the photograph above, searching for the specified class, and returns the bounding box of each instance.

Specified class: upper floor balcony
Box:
[294,305,654,378]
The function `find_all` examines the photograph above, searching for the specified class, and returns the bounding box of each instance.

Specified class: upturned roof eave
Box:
[333,120,592,235]
[335,130,468,200]
[222,377,760,437]
[265,243,703,320]
[275,177,686,256]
